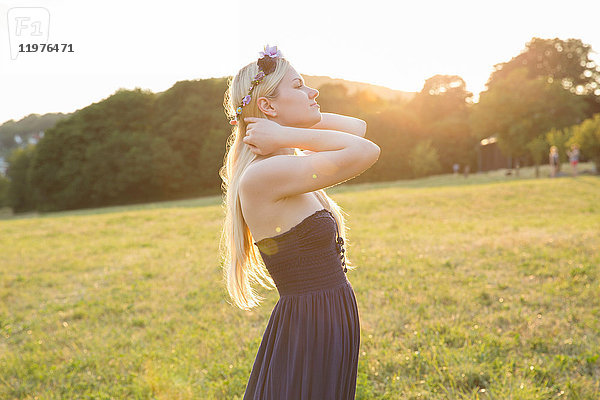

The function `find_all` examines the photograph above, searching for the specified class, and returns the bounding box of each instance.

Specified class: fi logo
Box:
[7,7,50,60]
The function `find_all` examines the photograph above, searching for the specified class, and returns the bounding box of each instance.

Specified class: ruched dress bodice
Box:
[253,208,349,296]
[244,208,360,400]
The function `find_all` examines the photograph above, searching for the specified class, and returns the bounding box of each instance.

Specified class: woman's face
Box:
[259,67,321,128]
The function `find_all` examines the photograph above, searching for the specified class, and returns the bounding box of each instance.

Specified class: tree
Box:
[407,75,475,172]
[525,136,548,178]
[410,74,473,121]
[28,88,160,211]
[408,139,441,178]
[0,174,9,208]
[5,145,36,212]
[313,83,356,116]
[569,113,600,173]
[350,88,387,115]
[362,106,423,180]
[471,67,588,174]
[486,37,600,117]
[0,112,70,154]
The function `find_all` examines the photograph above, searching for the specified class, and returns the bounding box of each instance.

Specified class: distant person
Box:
[549,146,559,178]
[566,144,580,177]
[221,44,380,399]
[453,163,460,176]
[463,164,470,178]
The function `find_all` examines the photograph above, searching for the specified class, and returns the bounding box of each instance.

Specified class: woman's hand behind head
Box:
[243,117,285,156]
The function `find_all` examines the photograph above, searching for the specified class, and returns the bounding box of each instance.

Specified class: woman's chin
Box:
[308,112,322,126]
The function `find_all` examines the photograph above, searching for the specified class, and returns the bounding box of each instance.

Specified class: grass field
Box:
[1,163,599,399]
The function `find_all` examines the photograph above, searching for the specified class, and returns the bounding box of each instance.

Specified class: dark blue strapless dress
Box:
[243,208,360,400]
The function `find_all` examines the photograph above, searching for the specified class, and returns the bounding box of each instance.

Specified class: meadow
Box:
[1,162,598,399]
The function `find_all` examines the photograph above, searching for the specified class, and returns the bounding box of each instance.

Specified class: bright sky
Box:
[1,0,598,124]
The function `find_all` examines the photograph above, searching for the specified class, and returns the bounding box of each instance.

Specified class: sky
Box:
[0,0,599,125]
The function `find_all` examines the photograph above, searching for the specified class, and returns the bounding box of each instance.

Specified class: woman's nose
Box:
[309,88,319,99]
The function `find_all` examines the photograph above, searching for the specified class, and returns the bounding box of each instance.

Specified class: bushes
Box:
[570,113,600,172]
[5,145,36,212]
[408,139,441,178]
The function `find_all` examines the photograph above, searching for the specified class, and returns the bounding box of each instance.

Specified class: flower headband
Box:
[229,44,284,126]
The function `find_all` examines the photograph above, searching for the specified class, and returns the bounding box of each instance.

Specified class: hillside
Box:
[302,74,416,102]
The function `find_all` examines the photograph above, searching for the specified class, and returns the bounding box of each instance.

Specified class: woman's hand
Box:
[243,117,284,155]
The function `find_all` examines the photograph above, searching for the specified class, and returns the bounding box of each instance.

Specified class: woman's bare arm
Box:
[308,113,366,137]
[242,126,380,200]
[301,113,367,155]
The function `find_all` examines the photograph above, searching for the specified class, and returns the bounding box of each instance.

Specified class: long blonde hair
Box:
[219,56,354,311]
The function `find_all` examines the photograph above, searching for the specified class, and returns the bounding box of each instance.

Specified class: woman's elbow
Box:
[358,119,367,137]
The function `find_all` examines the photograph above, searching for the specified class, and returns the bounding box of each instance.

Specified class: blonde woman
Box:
[549,145,559,178]
[219,45,380,399]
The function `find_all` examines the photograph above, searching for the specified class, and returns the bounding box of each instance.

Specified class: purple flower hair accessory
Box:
[259,44,283,59]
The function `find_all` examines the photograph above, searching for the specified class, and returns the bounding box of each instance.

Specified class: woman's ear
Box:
[257,97,277,117]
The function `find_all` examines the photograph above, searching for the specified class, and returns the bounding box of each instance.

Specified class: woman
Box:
[219,44,380,399]
[566,143,580,177]
[549,145,559,178]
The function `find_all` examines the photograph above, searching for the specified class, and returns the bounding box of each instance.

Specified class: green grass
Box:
[1,163,599,399]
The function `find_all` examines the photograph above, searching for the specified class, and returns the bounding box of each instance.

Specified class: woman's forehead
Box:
[285,67,301,82]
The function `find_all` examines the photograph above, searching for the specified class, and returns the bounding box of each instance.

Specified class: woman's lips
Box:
[311,103,320,108]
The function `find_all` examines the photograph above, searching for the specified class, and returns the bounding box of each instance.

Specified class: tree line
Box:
[1,37,599,213]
